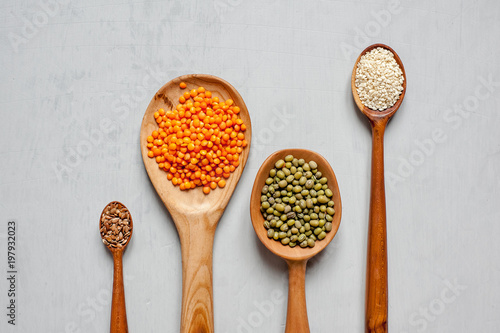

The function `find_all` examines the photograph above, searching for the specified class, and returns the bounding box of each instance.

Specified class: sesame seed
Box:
[355,47,404,111]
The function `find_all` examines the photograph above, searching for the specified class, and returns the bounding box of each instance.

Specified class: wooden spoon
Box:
[99,201,134,333]
[140,74,251,333]
[250,149,342,333]
[351,44,407,333]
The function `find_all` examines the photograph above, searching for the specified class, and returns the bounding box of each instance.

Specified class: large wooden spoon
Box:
[140,74,252,333]
[351,44,407,333]
[250,149,342,333]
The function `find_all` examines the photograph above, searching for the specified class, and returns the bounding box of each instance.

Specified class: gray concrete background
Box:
[1,0,499,332]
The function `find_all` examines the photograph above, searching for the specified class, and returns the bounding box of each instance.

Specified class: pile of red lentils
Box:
[146,82,248,194]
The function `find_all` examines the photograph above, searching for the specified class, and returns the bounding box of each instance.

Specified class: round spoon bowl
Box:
[140,74,251,333]
[351,43,407,121]
[250,149,342,261]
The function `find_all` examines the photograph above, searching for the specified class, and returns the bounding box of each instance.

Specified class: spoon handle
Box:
[179,221,216,333]
[111,250,128,333]
[285,260,309,333]
[366,119,389,333]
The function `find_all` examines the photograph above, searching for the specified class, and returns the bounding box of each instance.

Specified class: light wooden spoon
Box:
[250,149,342,333]
[351,44,407,333]
[99,201,133,333]
[140,74,251,333]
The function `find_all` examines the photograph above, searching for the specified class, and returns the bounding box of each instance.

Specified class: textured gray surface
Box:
[1,0,499,332]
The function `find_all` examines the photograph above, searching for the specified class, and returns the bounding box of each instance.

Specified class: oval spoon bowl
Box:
[250,149,342,261]
[351,43,407,121]
[141,74,252,214]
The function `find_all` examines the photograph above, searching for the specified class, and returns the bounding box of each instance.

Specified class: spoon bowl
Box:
[99,201,133,333]
[250,149,342,333]
[141,74,252,216]
[351,43,407,121]
[351,44,406,333]
[251,149,342,261]
[140,74,251,333]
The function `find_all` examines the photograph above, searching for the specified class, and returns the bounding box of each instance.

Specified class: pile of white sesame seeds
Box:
[355,47,404,111]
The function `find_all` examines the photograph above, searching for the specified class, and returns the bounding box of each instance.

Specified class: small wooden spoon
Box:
[99,201,133,333]
[351,44,407,333]
[250,149,342,333]
[140,74,251,333]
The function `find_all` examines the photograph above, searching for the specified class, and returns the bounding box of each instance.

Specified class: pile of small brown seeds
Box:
[100,202,132,249]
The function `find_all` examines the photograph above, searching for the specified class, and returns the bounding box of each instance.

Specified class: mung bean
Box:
[260,154,335,248]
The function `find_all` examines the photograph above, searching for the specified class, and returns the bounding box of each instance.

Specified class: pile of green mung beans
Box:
[260,155,335,248]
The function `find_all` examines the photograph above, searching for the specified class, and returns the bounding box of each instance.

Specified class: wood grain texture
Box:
[351,44,407,333]
[111,250,128,333]
[366,118,389,333]
[140,74,252,333]
[285,260,309,333]
[250,149,342,333]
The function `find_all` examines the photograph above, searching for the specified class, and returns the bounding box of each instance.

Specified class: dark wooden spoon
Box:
[99,201,133,333]
[351,44,407,333]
